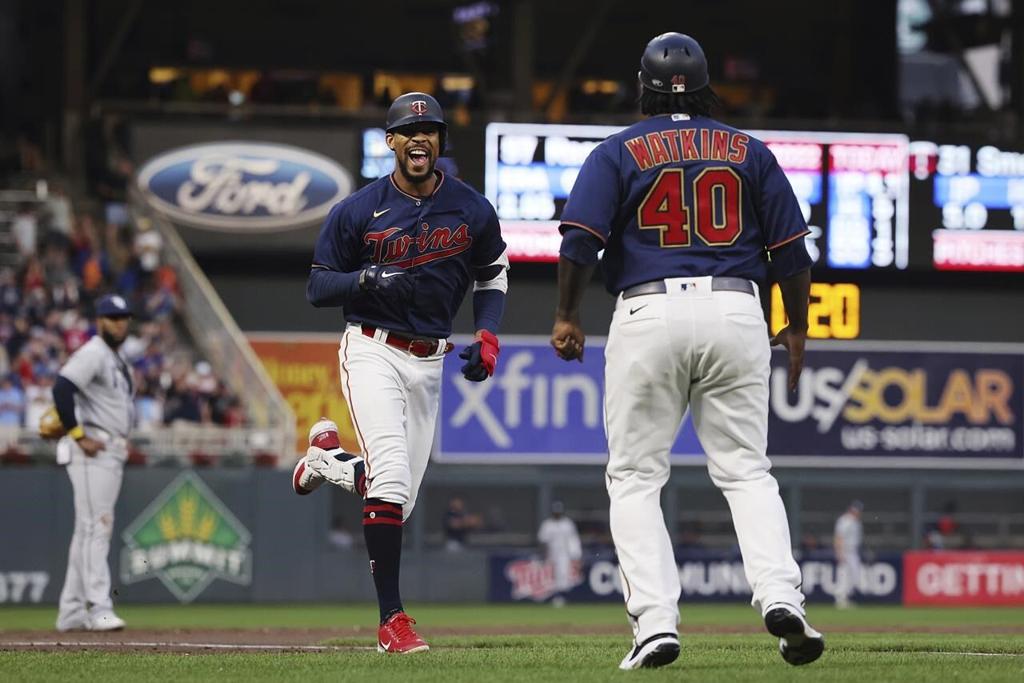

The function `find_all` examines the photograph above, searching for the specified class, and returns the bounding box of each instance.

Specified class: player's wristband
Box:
[68,425,85,440]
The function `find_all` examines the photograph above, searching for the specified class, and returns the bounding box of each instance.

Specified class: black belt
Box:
[621,277,755,300]
[361,325,454,358]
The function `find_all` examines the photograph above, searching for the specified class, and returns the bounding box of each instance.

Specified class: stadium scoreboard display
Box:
[482,122,1024,273]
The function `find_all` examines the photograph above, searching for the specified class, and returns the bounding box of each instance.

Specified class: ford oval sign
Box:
[136,142,353,232]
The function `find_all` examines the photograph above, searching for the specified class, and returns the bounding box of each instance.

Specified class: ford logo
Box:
[136,142,353,232]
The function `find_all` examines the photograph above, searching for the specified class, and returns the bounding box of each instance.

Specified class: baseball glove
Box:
[38,405,66,440]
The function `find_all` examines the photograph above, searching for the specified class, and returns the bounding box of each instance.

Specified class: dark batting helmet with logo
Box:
[638,32,709,94]
[386,92,447,133]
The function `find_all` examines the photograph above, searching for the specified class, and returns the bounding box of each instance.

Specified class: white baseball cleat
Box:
[87,610,126,631]
[618,633,680,670]
[56,609,89,632]
[292,453,324,495]
[305,445,366,495]
[763,604,824,666]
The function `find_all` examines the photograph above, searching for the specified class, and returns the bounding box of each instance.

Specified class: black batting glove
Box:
[359,265,414,303]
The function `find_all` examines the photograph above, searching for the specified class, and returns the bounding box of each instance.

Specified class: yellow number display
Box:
[770,282,860,339]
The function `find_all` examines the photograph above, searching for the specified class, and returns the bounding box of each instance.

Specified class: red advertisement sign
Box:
[903,551,1024,605]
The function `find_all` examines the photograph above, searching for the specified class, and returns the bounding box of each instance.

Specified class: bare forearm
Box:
[777,268,810,331]
[555,256,594,322]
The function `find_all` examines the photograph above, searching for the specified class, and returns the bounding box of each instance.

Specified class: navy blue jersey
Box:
[312,172,506,338]
[560,115,809,294]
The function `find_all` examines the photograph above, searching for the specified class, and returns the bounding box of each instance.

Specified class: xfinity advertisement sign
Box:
[438,336,704,464]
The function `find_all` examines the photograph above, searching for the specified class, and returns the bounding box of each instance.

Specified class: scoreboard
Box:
[483,122,1024,273]
[910,142,1024,271]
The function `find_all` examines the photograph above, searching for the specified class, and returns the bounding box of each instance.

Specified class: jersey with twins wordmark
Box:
[561,115,809,293]
[312,172,505,338]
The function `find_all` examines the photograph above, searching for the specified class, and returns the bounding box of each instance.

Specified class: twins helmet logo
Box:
[671,75,687,93]
[410,100,428,116]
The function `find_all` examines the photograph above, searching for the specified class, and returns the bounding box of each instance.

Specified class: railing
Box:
[127,187,296,463]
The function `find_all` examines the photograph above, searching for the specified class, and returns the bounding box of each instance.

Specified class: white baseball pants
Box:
[835,553,862,605]
[604,277,806,644]
[58,436,126,619]
[338,325,444,519]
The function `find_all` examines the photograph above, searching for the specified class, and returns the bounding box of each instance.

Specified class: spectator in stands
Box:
[12,202,37,259]
[937,501,958,539]
[0,268,20,313]
[134,379,164,431]
[163,369,202,424]
[23,368,54,430]
[443,497,482,551]
[0,373,24,426]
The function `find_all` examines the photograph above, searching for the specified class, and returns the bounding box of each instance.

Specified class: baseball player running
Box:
[302,92,509,654]
[551,33,824,669]
[50,294,134,632]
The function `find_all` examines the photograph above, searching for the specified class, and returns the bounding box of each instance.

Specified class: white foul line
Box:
[2,641,377,651]
[920,651,1024,658]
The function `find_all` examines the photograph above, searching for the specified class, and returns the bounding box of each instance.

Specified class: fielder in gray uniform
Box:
[53,294,134,632]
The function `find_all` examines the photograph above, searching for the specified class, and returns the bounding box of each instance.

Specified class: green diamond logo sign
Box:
[120,472,252,602]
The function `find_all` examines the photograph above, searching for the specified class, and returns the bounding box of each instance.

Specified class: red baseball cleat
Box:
[377,612,429,654]
[309,417,341,450]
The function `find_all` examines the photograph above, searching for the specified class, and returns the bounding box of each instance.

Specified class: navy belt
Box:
[621,277,755,300]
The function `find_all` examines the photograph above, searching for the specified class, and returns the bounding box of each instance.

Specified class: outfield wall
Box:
[3,467,1023,608]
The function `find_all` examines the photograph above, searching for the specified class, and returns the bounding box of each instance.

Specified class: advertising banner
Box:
[903,550,1024,605]
[248,333,359,454]
[438,337,703,464]
[439,337,1024,467]
[769,343,1024,465]
[489,551,903,604]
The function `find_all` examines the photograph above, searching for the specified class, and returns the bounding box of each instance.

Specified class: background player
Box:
[305,92,509,654]
[833,500,864,608]
[537,501,582,607]
[49,294,134,632]
[550,33,824,669]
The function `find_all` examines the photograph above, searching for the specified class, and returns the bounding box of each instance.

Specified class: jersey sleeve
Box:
[312,202,361,272]
[559,144,620,243]
[59,342,102,389]
[472,198,507,267]
[757,148,811,250]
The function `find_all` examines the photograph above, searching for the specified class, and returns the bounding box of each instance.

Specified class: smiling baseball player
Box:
[303,92,508,654]
[551,33,823,669]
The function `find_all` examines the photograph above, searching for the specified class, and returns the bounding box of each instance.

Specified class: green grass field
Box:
[1,604,1023,682]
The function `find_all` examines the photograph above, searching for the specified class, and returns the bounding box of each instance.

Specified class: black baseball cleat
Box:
[764,606,825,666]
[618,633,680,670]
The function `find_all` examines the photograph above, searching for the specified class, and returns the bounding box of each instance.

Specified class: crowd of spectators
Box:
[0,193,243,435]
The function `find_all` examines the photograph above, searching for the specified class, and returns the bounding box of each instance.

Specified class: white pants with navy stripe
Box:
[604,277,806,644]
[337,326,444,518]
[58,437,126,619]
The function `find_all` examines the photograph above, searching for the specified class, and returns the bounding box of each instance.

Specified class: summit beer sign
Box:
[136,142,352,231]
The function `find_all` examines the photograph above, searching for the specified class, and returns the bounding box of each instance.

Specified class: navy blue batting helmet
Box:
[386,92,447,133]
[638,32,709,94]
